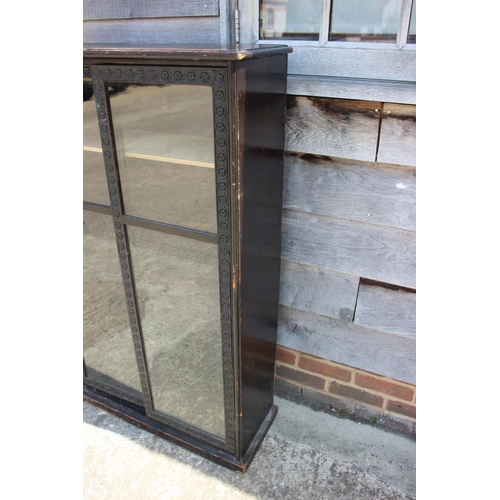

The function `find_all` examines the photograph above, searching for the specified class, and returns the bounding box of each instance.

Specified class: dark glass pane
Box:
[128,226,225,438]
[83,210,142,399]
[329,0,402,43]
[260,0,322,41]
[83,79,110,206]
[108,84,217,233]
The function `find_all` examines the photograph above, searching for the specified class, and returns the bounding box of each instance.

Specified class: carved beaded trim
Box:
[90,68,155,418]
[86,64,236,454]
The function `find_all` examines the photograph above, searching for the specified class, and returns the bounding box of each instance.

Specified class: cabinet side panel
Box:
[235,54,288,456]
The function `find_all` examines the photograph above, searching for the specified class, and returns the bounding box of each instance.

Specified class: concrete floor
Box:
[83,396,416,499]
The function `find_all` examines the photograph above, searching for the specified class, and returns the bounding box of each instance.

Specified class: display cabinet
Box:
[83,43,291,471]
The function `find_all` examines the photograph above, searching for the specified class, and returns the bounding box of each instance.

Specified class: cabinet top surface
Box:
[83,43,292,61]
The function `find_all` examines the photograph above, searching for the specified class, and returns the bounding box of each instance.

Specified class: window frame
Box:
[239,0,416,104]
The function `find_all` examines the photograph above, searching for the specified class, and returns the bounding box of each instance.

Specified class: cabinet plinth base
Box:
[84,384,278,473]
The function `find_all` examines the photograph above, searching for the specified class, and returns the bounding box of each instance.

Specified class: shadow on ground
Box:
[83,396,415,500]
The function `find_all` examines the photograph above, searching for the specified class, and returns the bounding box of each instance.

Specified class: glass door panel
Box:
[127,226,225,438]
[83,210,143,400]
[83,79,109,206]
[108,83,217,233]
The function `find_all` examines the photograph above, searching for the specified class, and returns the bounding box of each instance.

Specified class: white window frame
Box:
[238,0,416,104]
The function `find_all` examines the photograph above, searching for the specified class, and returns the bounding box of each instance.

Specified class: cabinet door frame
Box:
[82,61,240,456]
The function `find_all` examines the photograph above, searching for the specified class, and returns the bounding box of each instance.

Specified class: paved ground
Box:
[83,396,416,499]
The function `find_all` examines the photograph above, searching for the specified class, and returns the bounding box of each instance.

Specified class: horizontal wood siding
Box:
[282,210,416,289]
[377,104,416,167]
[83,17,221,44]
[286,75,416,105]
[279,260,358,321]
[354,282,416,339]
[284,153,416,231]
[83,0,219,20]
[285,96,380,162]
[279,95,416,384]
[285,97,416,168]
[278,306,416,384]
[286,46,416,82]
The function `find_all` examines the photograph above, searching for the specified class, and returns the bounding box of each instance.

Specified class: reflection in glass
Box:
[260,0,322,40]
[128,226,225,438]
[108,84,217,233]
[329,0,402,42]
[83,79,110,206]
[83,211,142,399]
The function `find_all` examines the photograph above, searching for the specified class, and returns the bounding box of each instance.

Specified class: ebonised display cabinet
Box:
[83,43,291,472]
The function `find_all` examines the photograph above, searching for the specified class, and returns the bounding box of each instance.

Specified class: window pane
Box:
[260,0,322,41]
[329,0,402,43]
[128,226,225,438]
[83,210,142,399]
[108,83,218,233]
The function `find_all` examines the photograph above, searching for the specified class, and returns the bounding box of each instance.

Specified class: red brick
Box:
[387,400,416,419]
[275,364,325,390]
[275,347,297,366]
[355,373,414,402]
[275,377,302,398]
[301,388,355,415]
[298,356,351,382]
[328,381,383,408]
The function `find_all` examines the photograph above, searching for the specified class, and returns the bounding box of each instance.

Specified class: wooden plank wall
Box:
[83,0,222,44]
[83,0,219,20]
[279,96,416,384]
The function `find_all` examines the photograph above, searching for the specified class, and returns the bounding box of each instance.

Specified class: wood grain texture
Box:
[354,281,416,339]
[377,103,416,167]
[278,306,416,384]
[286,45,416,82]
[83,0,219,20]
[83,17,221,44]
[285,96,380,162]
[279,259,359,321]
[287,74,416,105]
[284,153,416,231]
[282,210,416,289]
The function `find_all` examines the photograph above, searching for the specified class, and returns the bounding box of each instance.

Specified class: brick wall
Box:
[274,346,416,435]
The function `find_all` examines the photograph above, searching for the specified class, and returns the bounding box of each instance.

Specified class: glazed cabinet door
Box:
[83,63,238,454]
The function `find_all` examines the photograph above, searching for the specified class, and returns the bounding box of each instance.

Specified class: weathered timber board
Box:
[83,17,221,44]
[377,104,416,167]
[285,96,380,162]
[278,306,416,384]
[282,210,416,289]
[354,281,416,339]
[286,74,416,105]
[279,260,359,321]
[284,153,416,231]
[83,0,219,20]
[286,46,416,82]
